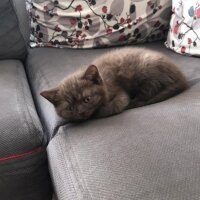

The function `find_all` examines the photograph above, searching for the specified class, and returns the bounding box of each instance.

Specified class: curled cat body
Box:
[41,47,188,122]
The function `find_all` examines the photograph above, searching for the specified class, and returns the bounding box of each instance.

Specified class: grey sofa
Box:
[1,0,200,200]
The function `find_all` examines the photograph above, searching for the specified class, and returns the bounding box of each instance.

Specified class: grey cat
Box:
[40,47,188,122]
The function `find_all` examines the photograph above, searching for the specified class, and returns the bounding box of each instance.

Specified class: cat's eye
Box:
[67,106,74,111]
[83,96,91,103]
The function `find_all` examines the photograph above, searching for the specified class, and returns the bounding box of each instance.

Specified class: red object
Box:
[147,1,152,6]
[43,6,48,11]
[173,24,179,34]
[196,8,200,18]
[85,14,91,19]
[70,17,77,25]
[102,6,107,13]
[54,25,61,32]
[0,147,42,162]
[118,35,126,41]
[75,5,82,12]
[76,30,82,37]
[127,18,132,23]
[181,46,186,54]
[75,38,80,43]
[120,17,125,24]
[137,17,143,22]
[107,28,112,34]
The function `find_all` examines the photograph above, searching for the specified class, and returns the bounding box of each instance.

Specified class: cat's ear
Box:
[40,87,59,105]
[82,65,102,84]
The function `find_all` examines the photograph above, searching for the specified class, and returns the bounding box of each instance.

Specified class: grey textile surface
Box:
[12,0,30,48]
[0,60,52,199]
[0,0,27,60]
[47,66,200,199]
[26,42,200,140]
[0,60,45,157]
[0,149,52,200]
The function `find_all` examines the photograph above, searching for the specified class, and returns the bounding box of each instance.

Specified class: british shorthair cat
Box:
[40,48,188,122]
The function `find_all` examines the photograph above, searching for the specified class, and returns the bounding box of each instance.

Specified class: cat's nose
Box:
[79,112,86,118]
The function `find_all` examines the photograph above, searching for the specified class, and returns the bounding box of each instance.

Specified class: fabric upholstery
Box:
[47,64,200,200]
[1,149,52,200]
[166,0,200,56]
[12,0,30,47]
[0,60,44,157]
[0,60,52,199]
[26,0,171,48]
[26,41,200,139]
[0,0,27,60]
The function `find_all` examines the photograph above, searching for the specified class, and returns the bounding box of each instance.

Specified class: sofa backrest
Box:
[0,0,29,60]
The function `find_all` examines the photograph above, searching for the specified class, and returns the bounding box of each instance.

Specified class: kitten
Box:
[40,47,188,122]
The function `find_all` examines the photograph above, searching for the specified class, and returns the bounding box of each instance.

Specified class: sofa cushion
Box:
[0,60,52,199]
[0,0,27,60]
[26,41,200,139]
[48,79,200,200]
[26,0,171,48]
[0,60,45,156]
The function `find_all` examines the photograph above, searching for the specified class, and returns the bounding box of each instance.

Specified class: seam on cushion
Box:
[34,66,76,140]
[25,56,49,144]
[49,131,80,199]
[61,129,93,200]
[16,61,44,146]
[36,68,54,136]
[0,147,42,162]
[9,0,27,57]
[20,63,45,145]
[52,120,69,139]
[24,57,51,141]
[66,132,93,200]
[35,67,64,139]
[57,135,81,199]
[53,135,78,200]
[0,148,47,176]
[16,61,36,138]
[26,60,70,140]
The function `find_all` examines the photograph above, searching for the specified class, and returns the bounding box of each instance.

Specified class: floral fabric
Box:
[166,0,200,56]
[26,0,171,48]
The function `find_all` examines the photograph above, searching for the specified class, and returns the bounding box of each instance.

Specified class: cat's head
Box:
[40,65,106,122]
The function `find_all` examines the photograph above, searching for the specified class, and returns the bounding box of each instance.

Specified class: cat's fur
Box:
[41,48,188,122]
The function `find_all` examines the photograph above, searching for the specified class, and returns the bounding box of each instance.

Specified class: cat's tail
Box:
[146,80,188,105]
[128,80,188,108]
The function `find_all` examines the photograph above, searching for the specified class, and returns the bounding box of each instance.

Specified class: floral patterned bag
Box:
[26,0,171,48]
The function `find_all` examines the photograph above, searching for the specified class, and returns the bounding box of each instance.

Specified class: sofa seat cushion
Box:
[26,41,200,139]
[47,80,200,200]
[0,60,45,156]
[0,60,52,199]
